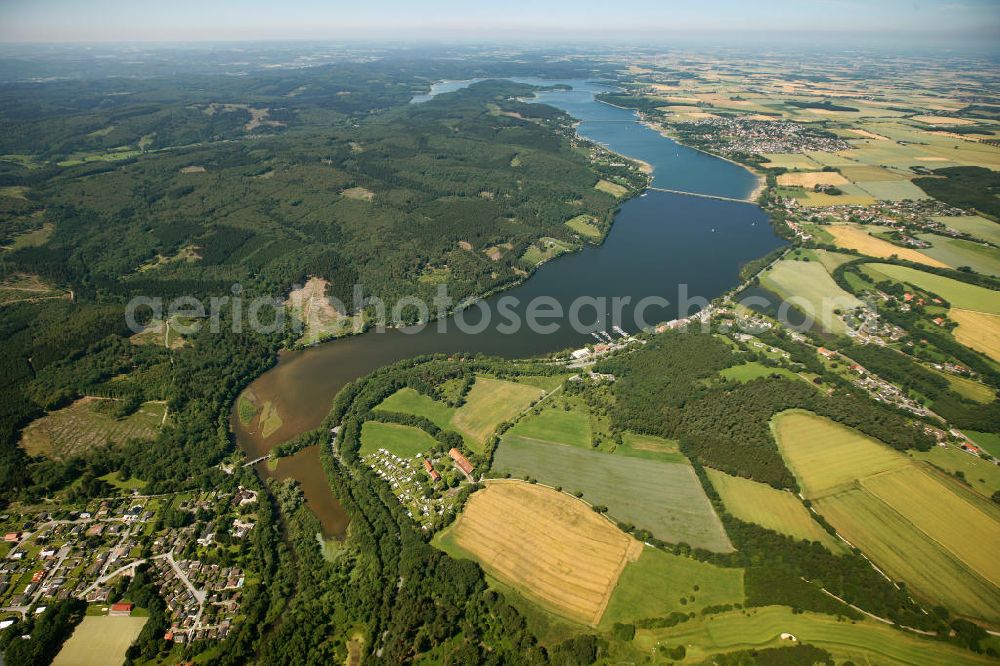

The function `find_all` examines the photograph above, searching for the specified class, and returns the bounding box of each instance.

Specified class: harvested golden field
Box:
[951,308,1000,363]
[437,480,642,625]
[826,225,946,267]
[775,171,848,188]
[910,115,977,126]
[848,128,888,140]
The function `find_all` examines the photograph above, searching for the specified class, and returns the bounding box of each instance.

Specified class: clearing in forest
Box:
[19,397,166,460]
[706,467,842,551]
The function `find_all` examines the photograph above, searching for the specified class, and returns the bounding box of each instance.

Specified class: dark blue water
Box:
[416,77,759,199]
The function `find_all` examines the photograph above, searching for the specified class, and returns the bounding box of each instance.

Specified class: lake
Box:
[235,78,783,537]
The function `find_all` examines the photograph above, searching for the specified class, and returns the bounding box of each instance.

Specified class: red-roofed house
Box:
[422,459,441,483]
[110,602,134,616]
[449,448,474,478]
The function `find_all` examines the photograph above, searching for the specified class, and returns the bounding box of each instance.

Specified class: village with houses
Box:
[0,486,260,645]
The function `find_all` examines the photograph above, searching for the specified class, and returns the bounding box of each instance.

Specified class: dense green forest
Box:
[0,61,642,501]
[912,166,1000,218]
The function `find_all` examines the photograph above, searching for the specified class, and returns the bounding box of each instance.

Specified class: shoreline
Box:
[235,83,771,457]
[640,119,768,202]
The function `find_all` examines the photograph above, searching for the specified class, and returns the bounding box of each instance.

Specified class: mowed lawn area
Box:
[19,397,166,459]
[705,468,843,551]
[493,435,732,552]
[451,377,544,450]
[359,421,438,458]
[774,410,1000,624]
[634,605,997,665]
[434,480,643,625]
[759,260,863,334]
[53,615,147,666]
[505,404,591,448]
[600,548,744,630]
[374,387,456,430]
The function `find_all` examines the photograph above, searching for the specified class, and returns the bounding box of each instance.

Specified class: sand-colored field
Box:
[951,309,1000,363]
[179,165,206,173]
[776,171,848,188]
[53,615,147,666]
[910,115,977,126]
[826,225,946,267]
[439,480,642,624]
[848,128,888,140]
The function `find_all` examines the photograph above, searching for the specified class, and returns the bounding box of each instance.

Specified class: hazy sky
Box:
[2,0,999,44]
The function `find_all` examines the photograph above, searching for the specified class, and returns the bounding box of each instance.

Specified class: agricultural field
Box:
[450,376,544,449]
[951,309,1000,363]
[911,445,1000,500]
[505,402,591,448]
[759,259,863,334]
[916,234,1000,276]
[634,605,997,665]
[934,215,1000,246]
[774,410,1000,624]
[19,398,166,459]
[781,183,876,207]
[965,430,1000,458]
[358,421,438,458]
[861,264,1000,314]
[433,480,643,625]
[924,365,995,403]
[775,171,848,188]
[614,432,685,463]
[705,468,842,551]
[600,548,744,629]
[760,153,820,170]
[375,387,456,430]
[825,225,945,267]
[52,615,148,666]
[772,410,909,498]
[493,435,732,552]
[564,214,602,239]
[854,179,930,201]
[594,179,629,198]
[719,361,800,383]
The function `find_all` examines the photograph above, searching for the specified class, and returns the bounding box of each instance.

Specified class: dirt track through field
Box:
[450,480,642,625]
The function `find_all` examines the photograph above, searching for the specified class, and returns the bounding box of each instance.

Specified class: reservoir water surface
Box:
[234,78,784,537]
